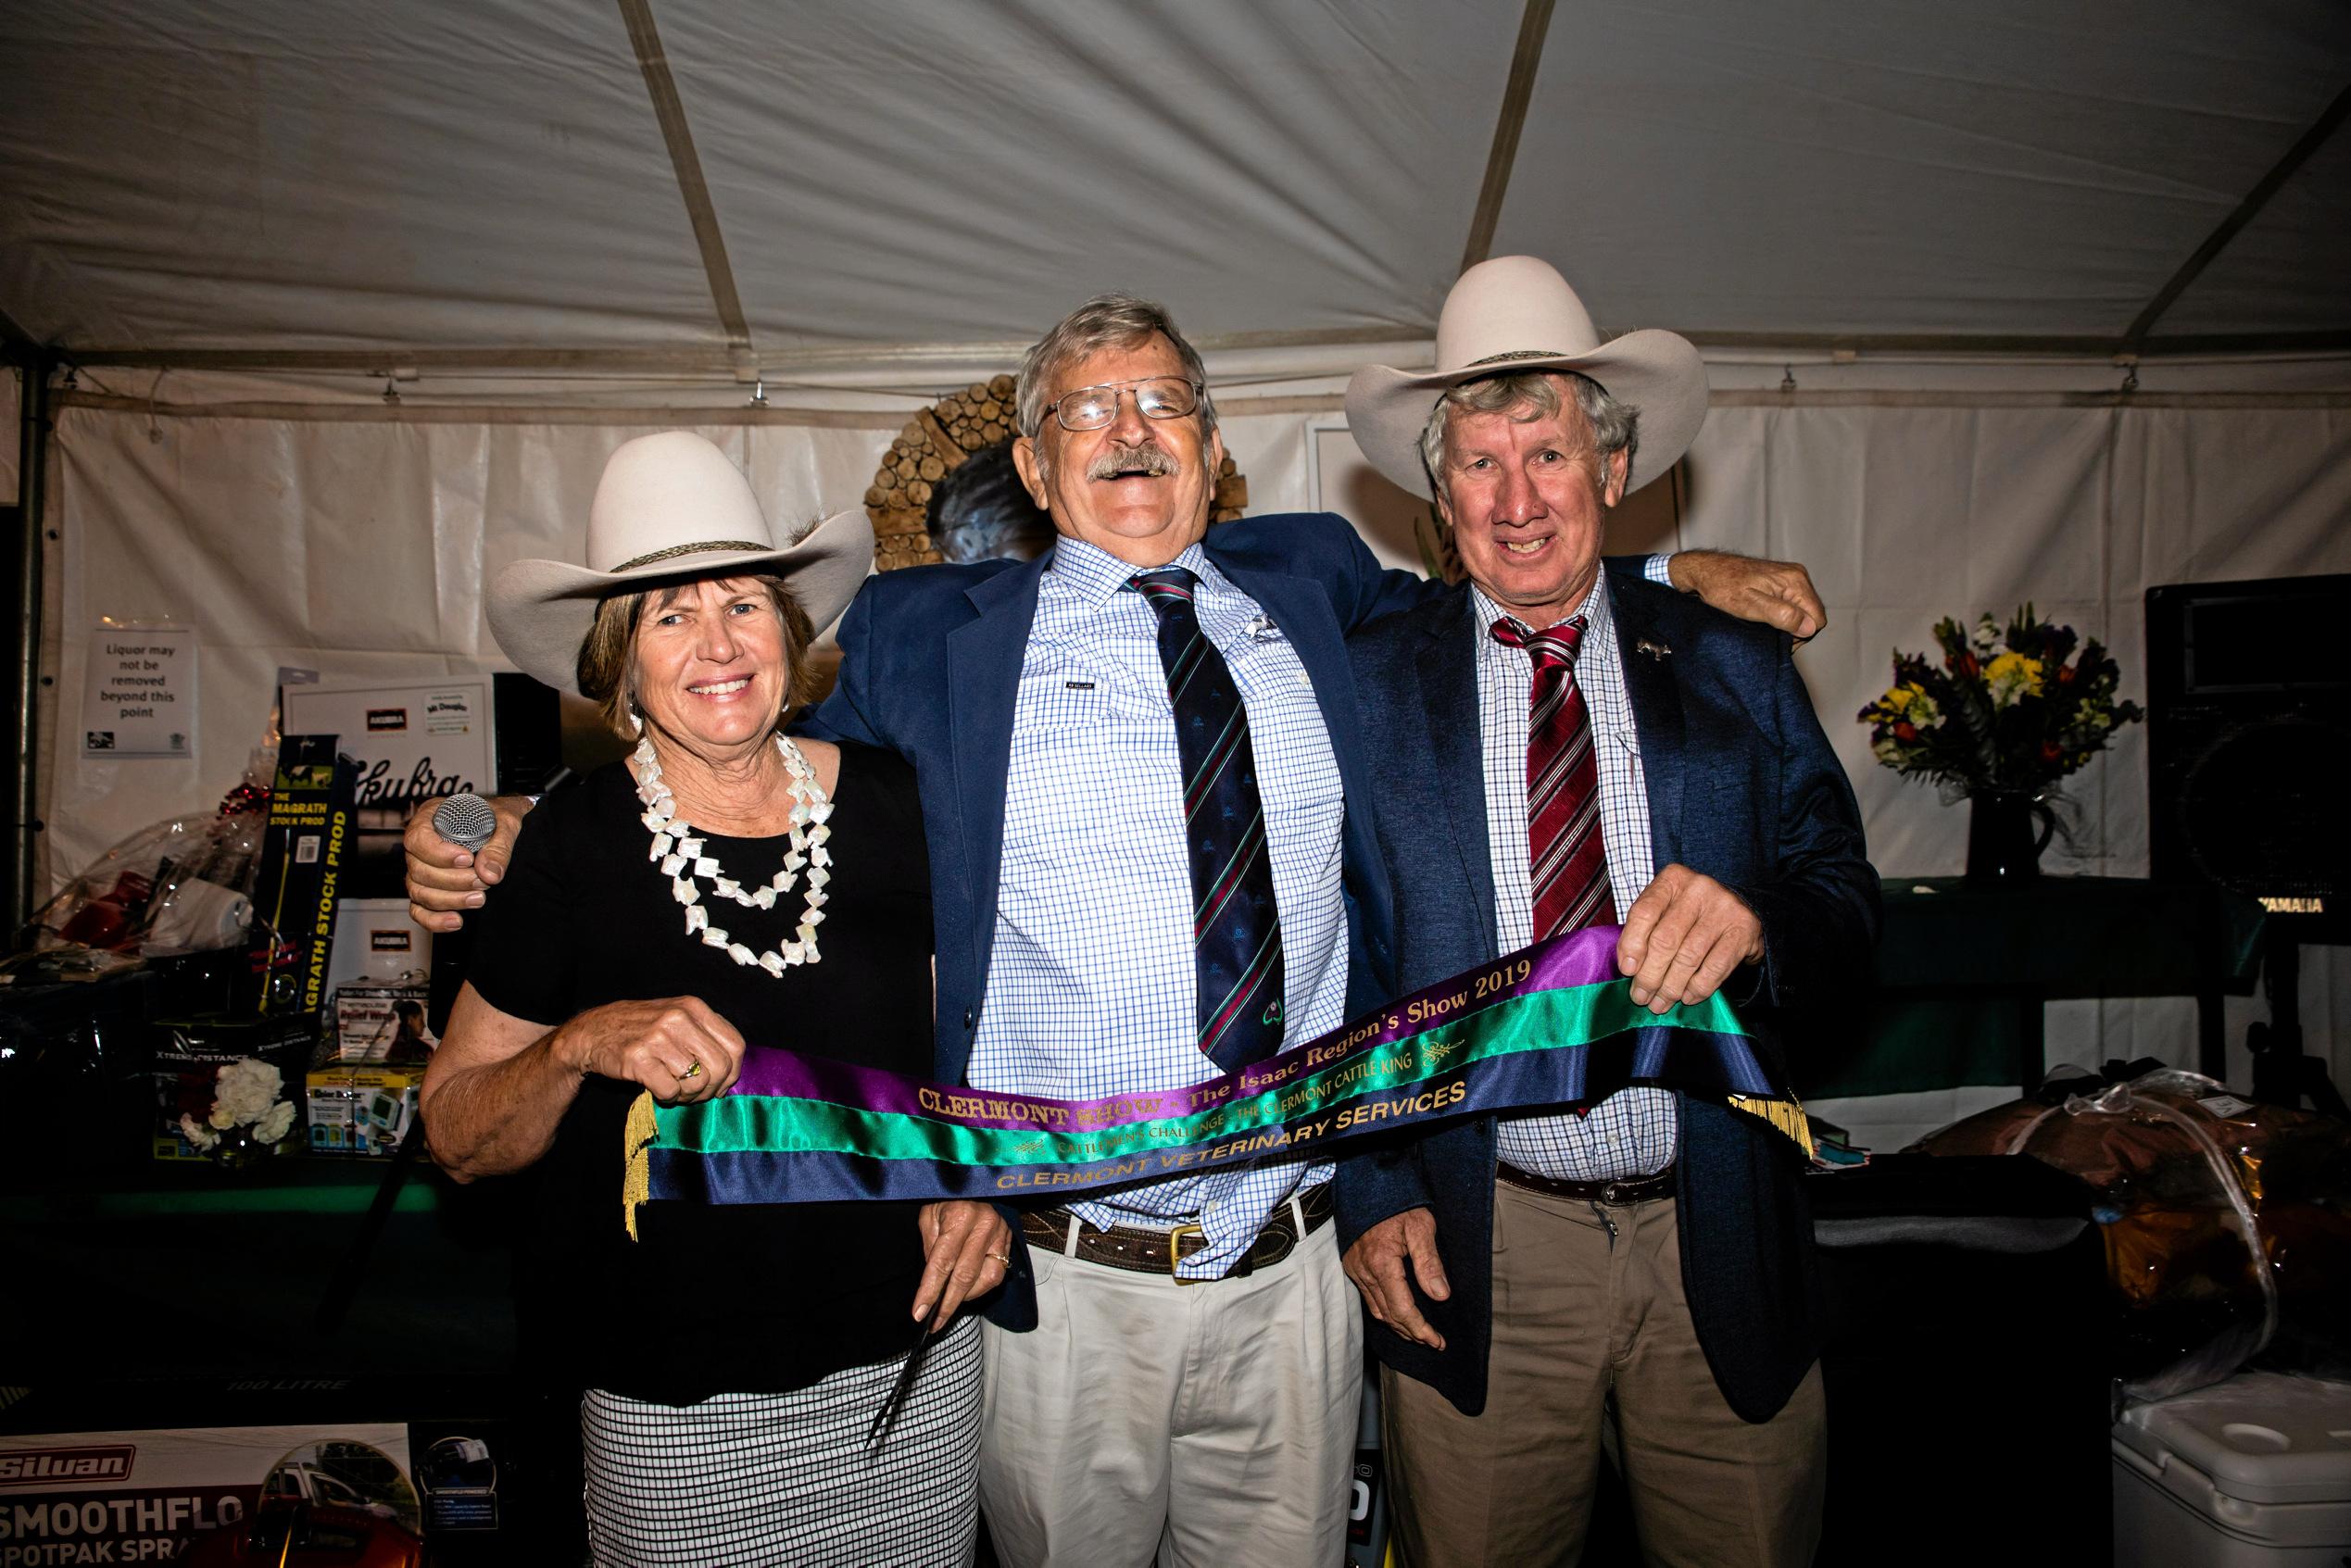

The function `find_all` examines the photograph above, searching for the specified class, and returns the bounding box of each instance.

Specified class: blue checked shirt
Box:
[967,535,1348,1279]
[1477,562,1680,1181]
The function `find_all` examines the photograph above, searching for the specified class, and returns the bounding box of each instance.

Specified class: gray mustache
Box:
[1087,443,1177,481]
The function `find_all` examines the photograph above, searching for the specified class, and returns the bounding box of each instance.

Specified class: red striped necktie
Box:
[1491,615,1617,939]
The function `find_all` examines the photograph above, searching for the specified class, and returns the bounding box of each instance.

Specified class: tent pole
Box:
[1460,0,1557,273]
[7,347,50,931]
[2122,79,2351,353]
[618,0,760,383]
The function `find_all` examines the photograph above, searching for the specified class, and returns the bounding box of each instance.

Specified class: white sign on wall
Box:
[80,627,196,758]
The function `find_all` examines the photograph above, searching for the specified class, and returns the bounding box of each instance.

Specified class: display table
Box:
[1801,874,2266,1101]
[0,1155,442,1217]
[0,1156,517,1382]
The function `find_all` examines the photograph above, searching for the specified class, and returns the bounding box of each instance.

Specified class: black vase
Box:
[1965,790,2056,885]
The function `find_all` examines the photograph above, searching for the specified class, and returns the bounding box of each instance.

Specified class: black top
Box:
[468,742,934,1404]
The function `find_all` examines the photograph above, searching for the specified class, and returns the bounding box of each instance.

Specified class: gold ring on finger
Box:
[680,1060,703,1080]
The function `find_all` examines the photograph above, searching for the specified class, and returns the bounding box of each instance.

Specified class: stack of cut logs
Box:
[1210,455,1249,521]
[864,375,1013,573]
[865,374,1251,573]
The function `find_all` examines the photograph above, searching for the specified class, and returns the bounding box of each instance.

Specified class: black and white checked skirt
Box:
[582,1316,983,1567]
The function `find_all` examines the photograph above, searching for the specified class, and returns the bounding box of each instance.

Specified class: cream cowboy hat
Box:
[487,431,874,696]
[1345,256,1708,501]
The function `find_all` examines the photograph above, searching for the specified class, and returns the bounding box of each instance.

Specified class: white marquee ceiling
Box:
[4,0,2346,377]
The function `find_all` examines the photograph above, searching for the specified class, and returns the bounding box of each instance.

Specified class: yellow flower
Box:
[1985,653,2044,709]
[1880,685,1914,713]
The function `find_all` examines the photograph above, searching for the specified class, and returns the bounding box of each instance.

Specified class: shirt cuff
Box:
[1642,553,1676,588]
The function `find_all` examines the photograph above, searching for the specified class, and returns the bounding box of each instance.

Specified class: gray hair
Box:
[1418,370,1639,502]
[1014,293,1218,440]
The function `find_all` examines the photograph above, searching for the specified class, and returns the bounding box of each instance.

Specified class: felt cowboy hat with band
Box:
[487,431,874,696]
[1346,255,1708,502]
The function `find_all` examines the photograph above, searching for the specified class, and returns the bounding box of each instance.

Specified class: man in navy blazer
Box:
[1336,258,1879,1568]
[804,296,1811,1566]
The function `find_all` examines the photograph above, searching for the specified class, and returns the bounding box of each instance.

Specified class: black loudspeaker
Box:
[491,671,563,796]
[2145,573,2351,943]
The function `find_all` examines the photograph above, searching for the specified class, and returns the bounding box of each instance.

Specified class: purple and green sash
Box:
[623,924,1810,1236]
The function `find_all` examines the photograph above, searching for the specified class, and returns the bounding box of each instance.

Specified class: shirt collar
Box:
[1047,533,1215,608]
[1469,571,1615,647]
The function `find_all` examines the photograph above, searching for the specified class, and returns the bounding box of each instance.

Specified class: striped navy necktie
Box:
[1491,615,1618,939]
[1129,567,1287,1073]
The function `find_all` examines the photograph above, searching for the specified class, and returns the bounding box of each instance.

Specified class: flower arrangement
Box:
[177,1057,299,1165]
[1859,606,2144,796]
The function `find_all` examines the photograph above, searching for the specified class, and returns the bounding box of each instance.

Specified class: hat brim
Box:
[485,508,875,696]
[1344,331,1708,502]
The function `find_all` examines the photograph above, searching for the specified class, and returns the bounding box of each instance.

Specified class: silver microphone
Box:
[432,792,498,853]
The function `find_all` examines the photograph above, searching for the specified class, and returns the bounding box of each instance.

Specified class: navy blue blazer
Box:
[1333,577,1879,1422]
[798,512,1666,1328]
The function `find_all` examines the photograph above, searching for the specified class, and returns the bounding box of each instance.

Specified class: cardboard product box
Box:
[281,676,497,904]
[0,1379,546,1564]
[248,735,358,1020]
[331,984,436,1065]
[325,897,432,996]
[0,1422,421,1562]
[305,1061,423,1157]
[152,1015,318,1162]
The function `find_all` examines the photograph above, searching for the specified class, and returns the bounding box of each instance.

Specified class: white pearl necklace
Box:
[633,734,833,976]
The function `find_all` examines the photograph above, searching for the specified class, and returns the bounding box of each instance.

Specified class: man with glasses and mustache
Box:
[807,294,1829,1565]
[408,293,1824,1565]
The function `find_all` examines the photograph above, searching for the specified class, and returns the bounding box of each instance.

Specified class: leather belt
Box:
[1020,1183,1335,1283]
[1498,1162,1677,1206]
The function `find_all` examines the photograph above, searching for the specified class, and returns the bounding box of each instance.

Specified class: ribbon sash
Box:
[625,924,1809,1236]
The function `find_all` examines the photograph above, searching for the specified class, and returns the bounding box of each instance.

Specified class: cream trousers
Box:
[978,1216,1364,1568]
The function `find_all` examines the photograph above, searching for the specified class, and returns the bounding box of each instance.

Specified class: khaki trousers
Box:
[978,1221,1363,1568]
[1383,1180,1826,1568]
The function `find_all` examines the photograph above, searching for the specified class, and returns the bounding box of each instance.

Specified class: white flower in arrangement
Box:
[252,1099,296,1146]
[178,1113,220,1152]
[208,1058,285,1129]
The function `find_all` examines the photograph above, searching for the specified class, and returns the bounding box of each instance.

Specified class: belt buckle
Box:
[1603,1175,1657,1205]
[1169,1222,1206,1283]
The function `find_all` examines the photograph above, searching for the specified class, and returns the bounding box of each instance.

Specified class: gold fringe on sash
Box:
[1727,1094,1816,1160]
[622,1091,659,1241]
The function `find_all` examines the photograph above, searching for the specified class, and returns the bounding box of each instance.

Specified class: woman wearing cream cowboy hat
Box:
[421,432,1007,1565]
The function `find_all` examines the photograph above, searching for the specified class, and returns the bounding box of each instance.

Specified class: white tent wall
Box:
[38,373,2351,1142]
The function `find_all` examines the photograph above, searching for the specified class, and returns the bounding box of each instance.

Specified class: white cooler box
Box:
[2112,1372,2351,1566]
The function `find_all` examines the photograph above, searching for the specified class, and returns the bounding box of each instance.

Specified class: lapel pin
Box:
[1636,637,1673,661]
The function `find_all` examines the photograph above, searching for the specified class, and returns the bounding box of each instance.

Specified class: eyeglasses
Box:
[1041,376,1204,433]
